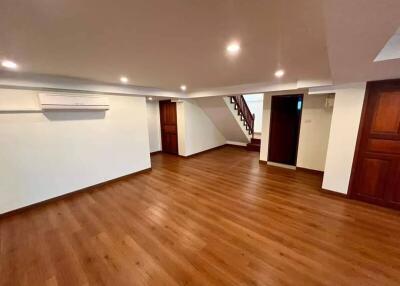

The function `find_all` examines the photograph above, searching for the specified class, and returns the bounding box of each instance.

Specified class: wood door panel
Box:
[368,139,400,154]
[371,91,400,135]
[355,157,390,200]
[167,134,178,152]
[386,161,400,205]
[163,125,177,133]
[159,100,178,154]
[350,79,400,209]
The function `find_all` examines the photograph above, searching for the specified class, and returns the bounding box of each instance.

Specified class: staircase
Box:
[247,138,261,152]
[195,96,259,147]
[195,96,252,144]
[229,95,255,136]
[229,95,261,151]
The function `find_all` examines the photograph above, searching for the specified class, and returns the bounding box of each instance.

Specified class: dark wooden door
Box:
[159,100,178,155]
[268,95,303,166]
[349,80,400,209]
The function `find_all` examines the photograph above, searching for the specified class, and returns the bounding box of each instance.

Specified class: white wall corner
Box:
[259,93,271,162]
[176,99,226,157]
[176,101,186,156]
[322,82,367,194]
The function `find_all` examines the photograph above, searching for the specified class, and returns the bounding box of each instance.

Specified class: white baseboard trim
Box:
[267,161,296,170]
[226,141,247,147]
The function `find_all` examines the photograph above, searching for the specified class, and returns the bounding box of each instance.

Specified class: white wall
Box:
[260,93,272,161]
[243,93,264,133]
[177,101,186,156]
[146,101,161,153]
[297,94,334,171]
[322,83,366,194]
[177,99,226,157]
[0,88,151,214]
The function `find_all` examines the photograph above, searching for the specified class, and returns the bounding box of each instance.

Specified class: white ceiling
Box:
[323,0,400,84]
[0,0,400,94]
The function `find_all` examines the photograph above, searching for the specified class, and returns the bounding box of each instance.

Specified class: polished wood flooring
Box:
[1,146,400,286]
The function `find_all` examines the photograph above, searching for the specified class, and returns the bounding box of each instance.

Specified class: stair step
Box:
[246,143,261,152]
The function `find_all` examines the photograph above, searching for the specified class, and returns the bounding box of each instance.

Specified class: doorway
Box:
[159,100,178,155]
[268,94,303,166]
[349,79,400,209]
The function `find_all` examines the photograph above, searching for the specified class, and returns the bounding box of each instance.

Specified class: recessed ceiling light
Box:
[180,85,187,91]
[1,60,18,70]
[275,70,285,78]
[148,97,153,101]
[226,42,241,55]
[120,76,129,84]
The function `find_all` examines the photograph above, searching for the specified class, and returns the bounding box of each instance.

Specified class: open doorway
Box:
[268,94,303,167]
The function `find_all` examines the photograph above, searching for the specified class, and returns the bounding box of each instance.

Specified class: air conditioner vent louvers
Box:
[38,93,109,111]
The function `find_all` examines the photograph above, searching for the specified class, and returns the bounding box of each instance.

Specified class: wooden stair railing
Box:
[229,95,255,137]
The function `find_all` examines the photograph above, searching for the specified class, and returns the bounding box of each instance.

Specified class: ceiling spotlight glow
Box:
[120,76,129,83]
[180,85,187,91]
[1,60,18,70]
[275,70,285,78]
[148,97,153,101]
[226,42,241,55]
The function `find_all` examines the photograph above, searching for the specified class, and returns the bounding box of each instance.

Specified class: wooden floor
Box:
[1,146,400,286]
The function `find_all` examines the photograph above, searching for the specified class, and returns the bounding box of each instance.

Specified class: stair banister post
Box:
[252,113,255,138]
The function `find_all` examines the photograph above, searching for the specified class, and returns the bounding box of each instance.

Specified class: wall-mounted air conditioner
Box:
[38,93,109,111]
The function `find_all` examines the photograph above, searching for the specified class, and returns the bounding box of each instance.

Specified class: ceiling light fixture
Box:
[120,76,129,84]
[226,42,241,55]
[275,70,285,78]
[1,60,18,70]
[148,97,153,101]
[180,85,187,91]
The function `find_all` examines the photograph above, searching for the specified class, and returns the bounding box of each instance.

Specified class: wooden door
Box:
[268,95,303,166]
[159,100,178,155]
[349,79,400,209]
